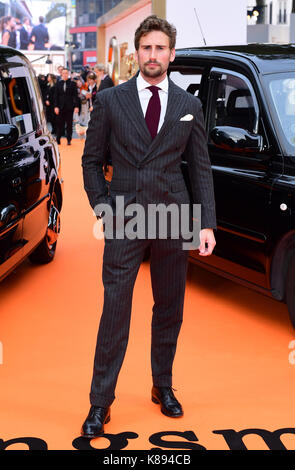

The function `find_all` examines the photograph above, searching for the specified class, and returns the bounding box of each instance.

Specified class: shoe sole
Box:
[151,396,183,418]
[81,414,111,438]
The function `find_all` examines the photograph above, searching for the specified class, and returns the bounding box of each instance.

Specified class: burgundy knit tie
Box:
[145,86,161,139]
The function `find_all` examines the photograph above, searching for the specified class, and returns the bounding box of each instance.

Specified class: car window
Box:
[169,66,205,97]
[208,70,258,137]
[265,74,295,153]
[0,65,38,136]
[28,66,46,127]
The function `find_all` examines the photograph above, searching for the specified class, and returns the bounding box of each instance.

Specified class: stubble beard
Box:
[141,61,165,79]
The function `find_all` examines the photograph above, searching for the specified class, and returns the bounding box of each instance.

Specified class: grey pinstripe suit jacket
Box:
[82,75,217,235]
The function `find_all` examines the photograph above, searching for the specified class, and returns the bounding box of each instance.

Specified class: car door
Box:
[0,75,25,279]
[200,67,279,288]
[2,61,52,256]
[0,148,25,281]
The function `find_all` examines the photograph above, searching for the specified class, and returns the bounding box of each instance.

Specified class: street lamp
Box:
[30,55,52,64]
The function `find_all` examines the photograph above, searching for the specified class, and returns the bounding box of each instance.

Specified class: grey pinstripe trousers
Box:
[89,237,189,408]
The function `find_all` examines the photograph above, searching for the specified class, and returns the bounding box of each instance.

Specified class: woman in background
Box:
[45,73,57,135]
[73,76,90,138]
[0,16,16,48]
[85,71,97,113]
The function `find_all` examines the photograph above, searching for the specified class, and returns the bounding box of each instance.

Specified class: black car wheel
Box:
[29,193,60,264]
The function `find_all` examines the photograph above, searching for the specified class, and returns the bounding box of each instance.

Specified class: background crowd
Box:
[0,15,49,50]
[37,63,114,145]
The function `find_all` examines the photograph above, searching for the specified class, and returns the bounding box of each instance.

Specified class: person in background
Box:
[85,71,98,113]
[22,16,32,35]
[15,19,30,50]
[73,76,90,138]
[30,16,49,50]
[93,63,114,91]
[74,76,89,125]
[0,16,16,48]
[54,68,79,145]
[55,64,64,81]
[54,65,65,137]
[71,71,79,80]
[45,73,57,135]
[38,74,48,105]
[80,65,91,82]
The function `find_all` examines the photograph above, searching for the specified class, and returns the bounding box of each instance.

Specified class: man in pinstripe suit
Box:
[81,15,216,438]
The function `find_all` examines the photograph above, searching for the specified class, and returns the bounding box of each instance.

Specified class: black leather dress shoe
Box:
[81,406,111,438]
[151,386,183,417]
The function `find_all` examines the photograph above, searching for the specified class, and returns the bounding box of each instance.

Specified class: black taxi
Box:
[0,46,63,282]
[169,44,295,328]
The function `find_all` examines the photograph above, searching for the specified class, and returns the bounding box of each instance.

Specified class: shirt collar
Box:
[137,72,168,93]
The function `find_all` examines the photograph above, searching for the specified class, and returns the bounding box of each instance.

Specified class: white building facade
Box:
[96,0,248,84]
[247,0,295,43]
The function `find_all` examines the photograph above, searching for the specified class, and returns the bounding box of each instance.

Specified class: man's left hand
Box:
[198,228,216,256]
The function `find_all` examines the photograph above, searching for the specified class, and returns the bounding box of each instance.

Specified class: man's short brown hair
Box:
[134,15,176,50]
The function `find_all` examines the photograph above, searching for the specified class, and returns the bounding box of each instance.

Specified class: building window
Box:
[85,32,96,49]
[278,1,287,24]
[76,0,123,23]
[269,1,273,24]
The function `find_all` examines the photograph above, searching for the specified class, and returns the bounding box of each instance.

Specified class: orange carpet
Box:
[1,138,295,450]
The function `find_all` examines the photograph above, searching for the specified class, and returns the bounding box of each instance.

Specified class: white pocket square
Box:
[180,114,194,121]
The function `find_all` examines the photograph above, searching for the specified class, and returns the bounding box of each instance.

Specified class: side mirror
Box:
[0,124,19,149]
[210,126,263,152]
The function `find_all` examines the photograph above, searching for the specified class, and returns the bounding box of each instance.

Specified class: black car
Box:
[0,46,63,282]
[169,44,295,328]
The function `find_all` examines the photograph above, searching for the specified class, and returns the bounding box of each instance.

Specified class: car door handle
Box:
[0,204,18,227]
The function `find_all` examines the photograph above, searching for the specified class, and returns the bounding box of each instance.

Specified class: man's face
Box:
[94,68,104,79]
[58,66,64,75]
[135,30,175,80]
[61,69,69,81]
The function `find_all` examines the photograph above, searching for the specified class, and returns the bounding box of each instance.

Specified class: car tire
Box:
[29,193,60,264]
[285,256,295,329]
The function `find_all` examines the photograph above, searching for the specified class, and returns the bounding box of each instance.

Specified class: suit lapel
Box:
[115,76,188,161]
[140,78,187,162]
[115,76,152,147]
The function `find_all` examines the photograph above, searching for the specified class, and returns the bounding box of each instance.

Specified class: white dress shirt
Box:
[16,30,20,49]
[136,73,168,134]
